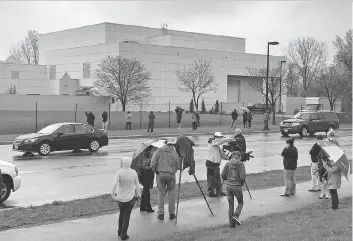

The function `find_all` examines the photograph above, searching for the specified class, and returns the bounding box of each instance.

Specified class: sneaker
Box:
[308,189,319,192]
[169,213,176,220]
[157,214,164,220]
[325,196,330,199]
[319,195,324,199]
[330,207,339,211]
[146,209,155,213]
[232,216,241,226]
[121,235,130,240]
[280,193,290,197]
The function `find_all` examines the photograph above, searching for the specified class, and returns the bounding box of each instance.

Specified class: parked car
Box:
[0,160,21,203]
[247,103,272,114]
[13,122,109,156]
[280,111,339,137]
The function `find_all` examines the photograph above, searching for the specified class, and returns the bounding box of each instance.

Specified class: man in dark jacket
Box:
[85,110,95,127]
[148,111,155,133]
[230,109,238,129]
[308,135,323,192]
[175,107,184,129]
[102,111,108,131]
[280,137,298,196]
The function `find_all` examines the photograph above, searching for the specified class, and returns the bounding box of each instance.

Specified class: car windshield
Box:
[293,112,311,120]
[37,124,61,134]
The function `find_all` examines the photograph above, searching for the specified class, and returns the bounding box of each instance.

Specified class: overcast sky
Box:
[0,1,351,62]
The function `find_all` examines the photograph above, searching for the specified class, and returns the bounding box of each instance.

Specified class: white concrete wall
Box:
[0,63,55,94]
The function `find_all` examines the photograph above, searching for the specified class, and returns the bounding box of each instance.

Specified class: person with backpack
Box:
[230,109,238,129]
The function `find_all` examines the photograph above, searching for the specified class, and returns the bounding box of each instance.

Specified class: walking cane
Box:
[244,180,252,199]
[193,174,214,216]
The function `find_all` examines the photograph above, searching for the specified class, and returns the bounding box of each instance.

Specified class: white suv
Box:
[0,160,21,203]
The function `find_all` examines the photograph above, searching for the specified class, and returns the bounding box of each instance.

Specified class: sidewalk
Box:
[0,180,351,240]
[1,123,352,145]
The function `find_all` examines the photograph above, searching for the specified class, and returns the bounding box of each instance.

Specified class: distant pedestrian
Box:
[150,137,181,221]
[308,135,323,192]
[175,106,184,129]
[242,111,247,128]
[85,110,95,127]
[230,109,238,129]
[192,111,198,131]
[247,111,253,133]
[263,110,270,131]
[280,137,298,197]
[125,111,132,130]
[111,157,141,240]
[221,151,246,228]
[148,111,155,133]
[196,112,200,127]
[102,111,108,131]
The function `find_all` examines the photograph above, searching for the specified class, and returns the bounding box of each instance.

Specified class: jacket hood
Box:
[229,158,243,167]
[120,157,132,169]
[160,145,176,153]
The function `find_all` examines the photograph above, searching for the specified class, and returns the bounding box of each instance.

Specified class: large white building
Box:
[3,22,287,111]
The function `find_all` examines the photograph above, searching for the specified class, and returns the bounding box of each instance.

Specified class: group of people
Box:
[280,129,343,210]
[230,109,253,131]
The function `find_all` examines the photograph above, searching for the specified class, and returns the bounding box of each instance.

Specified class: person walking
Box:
[175,106,184,129]
[230,109,238,129]
[111,157,141,240]
[263,110,270,131]
[192,111,198,131]
[206,132,231,197]
[148,111,155,133]
[85,110,95,127]
[280,137,298,197]
[196,112,200,128]
[125,111,132,130]
[138,146,155,213]
[308,135,323,192]
[247,111,253,134]
[150,137,181,220]
[102,111,108,131]
[242,111,248,128]
[221,151,246,228]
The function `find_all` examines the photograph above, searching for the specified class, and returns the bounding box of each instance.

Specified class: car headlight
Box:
[24,138,38,143]
[15,166,19,176]
[292,123,300,126]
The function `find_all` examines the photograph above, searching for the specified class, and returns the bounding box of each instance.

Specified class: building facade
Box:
[4,23,287,111]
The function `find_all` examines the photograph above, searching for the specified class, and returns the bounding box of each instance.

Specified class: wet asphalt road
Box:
[0,131,351,207]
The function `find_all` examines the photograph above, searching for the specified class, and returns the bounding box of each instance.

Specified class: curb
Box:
[0,128,352,146]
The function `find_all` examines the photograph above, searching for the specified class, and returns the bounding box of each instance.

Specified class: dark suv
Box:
[280,111,339,137]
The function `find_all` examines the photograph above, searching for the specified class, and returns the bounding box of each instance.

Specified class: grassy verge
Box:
[155,197,352,241]
[0,166,311,231]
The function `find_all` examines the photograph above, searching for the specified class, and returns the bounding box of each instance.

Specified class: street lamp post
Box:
[279,60,286,113]
[266,41,279,111]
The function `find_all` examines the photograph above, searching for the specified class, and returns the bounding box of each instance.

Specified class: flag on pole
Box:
[319,140,350,179]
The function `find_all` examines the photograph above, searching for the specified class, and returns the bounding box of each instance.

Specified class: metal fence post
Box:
[74,103,78,122]
[169,101,171,128]
[108,102,111,130]
[140,102,142,129]
[35,102,38,132]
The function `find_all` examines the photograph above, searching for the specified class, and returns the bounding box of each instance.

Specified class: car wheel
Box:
[327,125,334,132]
[37,142,51,156]
[89,139,100,152]
[281,131,289,137]
[299,126,309,137]
[0,176,12,203]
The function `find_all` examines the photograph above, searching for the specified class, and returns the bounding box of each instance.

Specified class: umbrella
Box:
[240,107,250,113]
[319,140,350,179]
[131,139,162,170]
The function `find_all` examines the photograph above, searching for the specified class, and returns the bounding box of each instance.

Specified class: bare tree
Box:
[316,64,343,111]
[333,30,352,110]
[285,61,302,97]
[74,86,98,96]
[94,55,151,111]
[8,30,39,65]
[247,66,283,125]
[175,58,218,113]
[287,37,327,97]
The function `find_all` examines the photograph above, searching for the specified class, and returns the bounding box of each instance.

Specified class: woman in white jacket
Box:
[111,157,141,240]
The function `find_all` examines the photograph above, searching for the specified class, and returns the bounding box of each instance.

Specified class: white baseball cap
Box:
[214,132,224,137]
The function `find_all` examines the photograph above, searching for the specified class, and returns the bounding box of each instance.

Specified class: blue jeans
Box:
[156,172,176,215]
[226,188,244,224]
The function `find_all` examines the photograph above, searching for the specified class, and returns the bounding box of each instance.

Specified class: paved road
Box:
[0,131,351,207]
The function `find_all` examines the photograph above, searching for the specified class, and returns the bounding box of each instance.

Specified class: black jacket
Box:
[231,111,238,120]
[281,146,298,170]
[85,112,95,126]
[102,112,108,123]
[309,142,321,162]
[234,134,246,153]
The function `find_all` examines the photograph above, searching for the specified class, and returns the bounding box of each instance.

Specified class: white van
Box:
[0,160,21,203]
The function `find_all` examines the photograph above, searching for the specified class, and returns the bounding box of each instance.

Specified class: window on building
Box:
[11,71,19,79]
[83,63,91,79]
[50,65,56,80]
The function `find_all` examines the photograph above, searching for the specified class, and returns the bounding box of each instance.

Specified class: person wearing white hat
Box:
[206,132,232,197]
[150,137,181,220]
